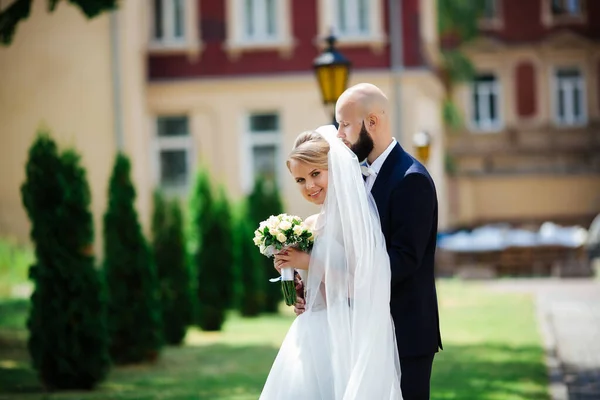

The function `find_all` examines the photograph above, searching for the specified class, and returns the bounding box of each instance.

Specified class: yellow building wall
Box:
[0,1,115,248]
[447,36,600,228]
[0,0,448,245]
[147,70,448,229]
[453,175,600,226]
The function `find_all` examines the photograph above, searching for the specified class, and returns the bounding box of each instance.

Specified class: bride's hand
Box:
[274,248,311,270]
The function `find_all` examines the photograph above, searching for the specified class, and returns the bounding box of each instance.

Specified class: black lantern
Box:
[313,33,351,126]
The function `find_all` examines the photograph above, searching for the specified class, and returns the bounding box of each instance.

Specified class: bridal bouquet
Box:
[253,214,314,306]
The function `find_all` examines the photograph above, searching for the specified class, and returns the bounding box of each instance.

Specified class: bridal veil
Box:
[260,124,401,400]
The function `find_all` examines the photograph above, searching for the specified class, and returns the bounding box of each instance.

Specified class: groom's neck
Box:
[367,137,394,164]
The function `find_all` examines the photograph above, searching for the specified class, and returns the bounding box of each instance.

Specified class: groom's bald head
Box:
[335,83,393,163]
[337,83,390,120]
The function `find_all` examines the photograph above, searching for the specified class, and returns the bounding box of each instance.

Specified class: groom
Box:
[295,83,442,399]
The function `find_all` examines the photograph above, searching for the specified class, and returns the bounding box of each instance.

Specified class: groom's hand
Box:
[294,297,306,316]
[294,273,306,316]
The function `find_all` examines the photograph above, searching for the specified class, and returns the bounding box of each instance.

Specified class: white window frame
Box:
[335,0,371,38]
[551,0,582,16]
[542,0,586,27]
[153,116,195,194]
[470,74,503,133]
[242,0,278,43]
[148,0,203,58]
[225,0,293,59]
[479,0,504,30]
[552,67,587,127]
[240,112,283,194]
[317,0,386,51]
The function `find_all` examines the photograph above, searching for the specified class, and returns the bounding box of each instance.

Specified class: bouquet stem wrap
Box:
[280,268,296,306]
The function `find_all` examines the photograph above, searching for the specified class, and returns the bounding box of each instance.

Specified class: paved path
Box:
[486,279,600,400]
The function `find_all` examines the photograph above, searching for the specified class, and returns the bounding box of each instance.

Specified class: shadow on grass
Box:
[0,299,551,399]
[432,343,549,400]
[0,298,28,330]
[1,341,551,400]
[1,338,279,399]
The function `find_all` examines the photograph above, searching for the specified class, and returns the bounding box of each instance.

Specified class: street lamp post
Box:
[313,33,351,127]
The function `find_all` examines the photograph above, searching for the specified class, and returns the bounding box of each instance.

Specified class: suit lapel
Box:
[371,143,402,203]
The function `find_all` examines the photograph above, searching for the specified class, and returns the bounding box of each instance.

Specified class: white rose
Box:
[253,236,262,246]
[293,225,304,236]
[259,244,266,254]
[279,221,292,231]
[269,227,279,236]
[276,232,287,243]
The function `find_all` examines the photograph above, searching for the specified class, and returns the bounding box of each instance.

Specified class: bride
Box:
[259,125,402,399]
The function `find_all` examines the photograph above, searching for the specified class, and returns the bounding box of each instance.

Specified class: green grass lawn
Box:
[0,281,549,400]
[0,239,34,298]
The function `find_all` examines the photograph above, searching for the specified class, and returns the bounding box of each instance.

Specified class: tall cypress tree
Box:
[188,168,212,326]
[103,153,162,363]
[21,133,110,389]
[194,187,234,331]
[151,191,193,345]
[189,166,236,331]
[233,202,266,317]
[247,177,284,313]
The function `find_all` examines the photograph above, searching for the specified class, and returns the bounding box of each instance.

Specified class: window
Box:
[225,0,293,58]
[483,0,499,19]
[153,0,186,44]
[471,74,501,131]
[336,0,370,37]
[543,0,585,27]
[551,0,582,16]
[155,116,193,190]
[554,68,586,126]
[317,0,385,51]
[244,113,281,191]
[243,0,278,42]
[479,0,503,29]
[149,0,202,58]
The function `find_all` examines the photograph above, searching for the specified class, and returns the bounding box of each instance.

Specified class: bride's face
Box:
[289,159,328,205]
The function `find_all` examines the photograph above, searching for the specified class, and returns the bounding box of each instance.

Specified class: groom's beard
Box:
[350,122,375,162]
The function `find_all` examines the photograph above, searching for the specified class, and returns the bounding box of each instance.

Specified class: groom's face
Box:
[336,102,374,162]
[349,122,375,162]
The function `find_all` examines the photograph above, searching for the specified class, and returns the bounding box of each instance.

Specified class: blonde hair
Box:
[286,131,330,171]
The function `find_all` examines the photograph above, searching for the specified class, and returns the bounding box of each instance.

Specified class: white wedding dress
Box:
[260,125,402,400]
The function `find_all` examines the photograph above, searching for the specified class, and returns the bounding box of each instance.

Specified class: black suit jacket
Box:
[369,142,443,358]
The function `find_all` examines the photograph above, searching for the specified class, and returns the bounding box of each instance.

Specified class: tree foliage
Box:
[151,191,194,345]
[103,153,163,364]
[21,132,110,389]
[189,169,235,331]
[232,202,266,317]
[0,0,117,45]
[437,0,486,128]
[247,177,284,313]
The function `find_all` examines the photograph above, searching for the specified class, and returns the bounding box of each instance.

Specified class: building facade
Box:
[447,0,600,229]
[0,0,447,249]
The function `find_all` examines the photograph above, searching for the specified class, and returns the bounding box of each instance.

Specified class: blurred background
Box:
[0,0,599,399]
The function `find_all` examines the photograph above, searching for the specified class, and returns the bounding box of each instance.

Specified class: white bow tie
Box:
[360,165,376,177]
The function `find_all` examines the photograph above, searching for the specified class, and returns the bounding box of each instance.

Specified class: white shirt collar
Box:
[366,138,397,174]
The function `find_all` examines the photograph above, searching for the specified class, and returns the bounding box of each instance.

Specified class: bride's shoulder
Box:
[304,214,319,230]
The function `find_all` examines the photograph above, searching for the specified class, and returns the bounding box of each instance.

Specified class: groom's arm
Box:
[387,173,435,286]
